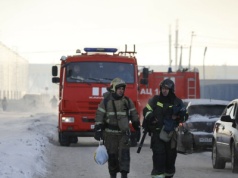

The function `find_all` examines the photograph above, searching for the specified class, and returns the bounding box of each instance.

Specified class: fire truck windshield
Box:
[66,62,135,84]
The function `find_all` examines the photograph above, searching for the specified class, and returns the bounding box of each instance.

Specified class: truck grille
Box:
[88,101,100,110]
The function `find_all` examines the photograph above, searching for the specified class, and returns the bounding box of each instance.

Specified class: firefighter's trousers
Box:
[104,131,130,175]
[150,130,177,177]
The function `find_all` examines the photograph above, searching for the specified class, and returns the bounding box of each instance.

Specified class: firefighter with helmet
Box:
[142,78,188,178]
[94,77,140,178]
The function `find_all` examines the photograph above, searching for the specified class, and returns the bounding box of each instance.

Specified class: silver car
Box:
[212,99,238,173]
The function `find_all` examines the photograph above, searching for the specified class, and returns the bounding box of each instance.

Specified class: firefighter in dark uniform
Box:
[94,78,140,178]
[143,79,187,178]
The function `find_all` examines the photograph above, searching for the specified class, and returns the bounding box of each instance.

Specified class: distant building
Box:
[0,42,28,100]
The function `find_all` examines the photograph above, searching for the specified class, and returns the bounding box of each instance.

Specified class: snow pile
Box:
[0,111,57,178]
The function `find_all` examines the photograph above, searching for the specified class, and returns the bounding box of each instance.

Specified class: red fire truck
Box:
[52,46,141,146]
[138,67,200,118]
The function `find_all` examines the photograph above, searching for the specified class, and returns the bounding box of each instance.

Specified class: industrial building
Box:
[0,42,28,100]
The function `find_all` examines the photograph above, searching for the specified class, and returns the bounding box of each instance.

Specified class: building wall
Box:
[200,80,238,101]
[0,42,28,100]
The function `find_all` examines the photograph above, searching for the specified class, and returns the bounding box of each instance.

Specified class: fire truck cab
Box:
[52,47,140,146]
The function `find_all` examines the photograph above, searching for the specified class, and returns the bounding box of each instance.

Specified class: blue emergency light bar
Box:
[84,47,118,53]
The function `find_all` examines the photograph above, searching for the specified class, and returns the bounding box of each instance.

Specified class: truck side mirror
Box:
[52,66,58,76]
[52,77,60,83]
[140,78,148,85]
[142,68,149,78]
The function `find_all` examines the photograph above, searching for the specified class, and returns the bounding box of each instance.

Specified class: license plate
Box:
[91,125,95,129]
[199,138,212,142]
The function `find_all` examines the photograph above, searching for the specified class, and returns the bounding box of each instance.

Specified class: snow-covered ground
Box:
[1,102,237,178]
[0,108,57,178]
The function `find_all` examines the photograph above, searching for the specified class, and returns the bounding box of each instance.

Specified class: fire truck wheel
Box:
[59,132,70,146]
[70,136,78,144]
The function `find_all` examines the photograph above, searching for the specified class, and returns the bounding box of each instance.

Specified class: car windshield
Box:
[188,105,226,116]
[66,62,135,84]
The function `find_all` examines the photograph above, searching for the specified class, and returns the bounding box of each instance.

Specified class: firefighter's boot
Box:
[121,171,128,178]
[110,173,117,178]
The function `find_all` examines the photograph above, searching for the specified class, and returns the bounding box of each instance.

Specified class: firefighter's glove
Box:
[124,130,131,145]
[178,107,188,122]
[94,124,103,141]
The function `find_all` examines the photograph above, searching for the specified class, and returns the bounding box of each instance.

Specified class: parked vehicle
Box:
[212,99,238,173]
[177,99,229,153]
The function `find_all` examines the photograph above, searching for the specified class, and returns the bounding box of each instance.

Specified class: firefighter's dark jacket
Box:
[143,93,187,133]
[95,92,140,133]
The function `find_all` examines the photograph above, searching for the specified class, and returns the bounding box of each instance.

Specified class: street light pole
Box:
[188,31,195,69]
[203,47,207,80]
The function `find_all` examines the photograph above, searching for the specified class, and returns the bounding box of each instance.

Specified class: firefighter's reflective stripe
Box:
[129,108,136,112]
[105,128,122,133]
[95,121,103,125]
[145,111,152,118]
[156,102,163,108]
[107,111,127,116]
[145,103,153,118]
[156,102,173,108]
[151,174,165,178]
[165,172,174,177]
[146,103,153,111]
[98,107,106,113]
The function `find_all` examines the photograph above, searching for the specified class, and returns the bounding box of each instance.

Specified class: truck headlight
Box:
[62,117,75,123]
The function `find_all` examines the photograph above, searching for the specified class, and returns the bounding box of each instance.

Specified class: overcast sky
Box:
[0,0,238,67]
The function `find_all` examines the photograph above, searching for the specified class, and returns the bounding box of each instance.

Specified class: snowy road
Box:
[45,136,238,178]
[0,111,237,178]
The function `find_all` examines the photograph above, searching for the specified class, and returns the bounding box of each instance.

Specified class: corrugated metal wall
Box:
[200,80,238,101]
[0,42,28,100]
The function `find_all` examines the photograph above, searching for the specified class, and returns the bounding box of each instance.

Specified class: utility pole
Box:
[175,20,179,71]
[169,25,172,68]
[188,31,195,69]
[178,45,183,71]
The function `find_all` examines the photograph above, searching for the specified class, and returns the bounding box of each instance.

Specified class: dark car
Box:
[212,99,238,173]
[177,99,229,154]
